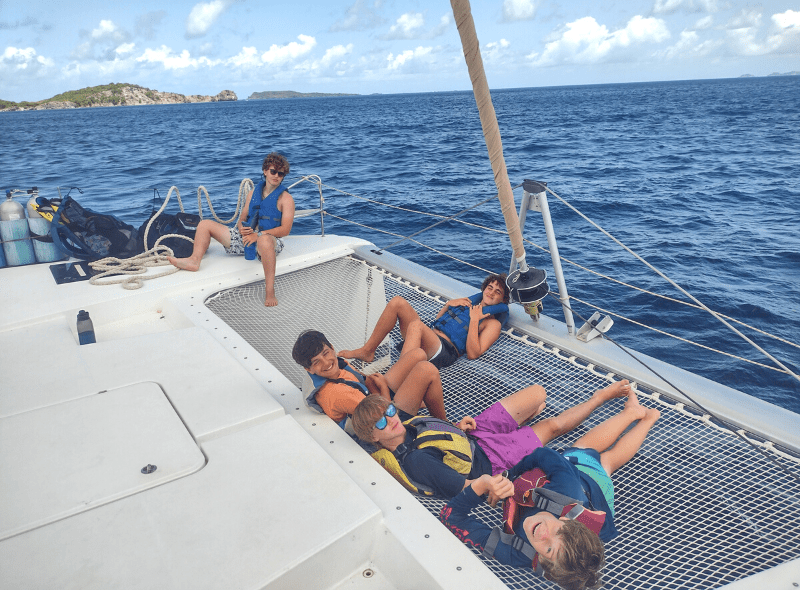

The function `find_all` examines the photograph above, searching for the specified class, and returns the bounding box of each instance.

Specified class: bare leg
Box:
[340,296,423,362]
[391,360,447,421]
[597,407,660,476]
[400,319,445,362]
[384,347,427,388]
[168,219,231,271]
[572,390,647,454]
[530,379,631,446]
[498,385,548,425]
[259,234,278,307]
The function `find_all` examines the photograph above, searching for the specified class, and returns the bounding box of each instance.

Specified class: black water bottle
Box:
[77,310,96,345]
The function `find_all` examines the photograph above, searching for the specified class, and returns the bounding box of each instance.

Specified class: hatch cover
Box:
[0,382,204,540]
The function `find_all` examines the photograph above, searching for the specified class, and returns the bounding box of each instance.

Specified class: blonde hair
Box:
[539,520,605,590]
[352,394,390,442]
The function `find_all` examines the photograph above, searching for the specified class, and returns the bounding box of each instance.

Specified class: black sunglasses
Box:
[266,168,286,178]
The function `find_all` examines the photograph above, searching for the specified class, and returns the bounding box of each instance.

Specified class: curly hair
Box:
[539,519,605,590]
[481,273,510,304]
[291,330,332,369]
[262,152,290,174]
[352,394,390,442]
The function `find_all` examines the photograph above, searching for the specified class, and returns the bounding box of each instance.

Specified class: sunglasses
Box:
[375,403,398,430]
[266,168,286,178]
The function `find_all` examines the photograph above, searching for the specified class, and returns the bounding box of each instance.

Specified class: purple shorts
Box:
[470,401,543,475]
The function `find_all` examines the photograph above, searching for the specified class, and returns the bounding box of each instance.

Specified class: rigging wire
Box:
[542,184,800,387]
[548,291,800,486]
[315,181,799,353]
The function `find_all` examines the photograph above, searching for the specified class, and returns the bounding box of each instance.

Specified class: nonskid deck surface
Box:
[206,255,800,590]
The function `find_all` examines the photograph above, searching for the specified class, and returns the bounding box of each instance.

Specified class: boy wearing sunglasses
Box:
[168,152,295,306]
[351,379,633,500]
[292,330,448,428]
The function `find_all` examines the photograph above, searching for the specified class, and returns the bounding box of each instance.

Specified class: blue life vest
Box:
[305,358,368,429]
[430,292,509,355]
[247,181,285,231]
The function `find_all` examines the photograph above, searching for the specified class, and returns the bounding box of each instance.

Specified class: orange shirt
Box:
[316,367,367,423]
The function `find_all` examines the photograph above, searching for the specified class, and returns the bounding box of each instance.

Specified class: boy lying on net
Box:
[292,330,447,427]
[351,380,633,499]
[439,391,660,590]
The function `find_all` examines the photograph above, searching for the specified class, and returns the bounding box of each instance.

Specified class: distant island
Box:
[248,90,359,100]
[739,71,799,77]
[0,83,237,112]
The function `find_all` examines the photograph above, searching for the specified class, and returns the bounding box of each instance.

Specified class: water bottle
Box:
[77,310,96,345]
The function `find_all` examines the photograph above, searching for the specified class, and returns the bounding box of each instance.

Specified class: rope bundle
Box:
[88,179,254,289]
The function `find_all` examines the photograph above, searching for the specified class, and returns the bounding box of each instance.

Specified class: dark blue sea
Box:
[2,76,798,415]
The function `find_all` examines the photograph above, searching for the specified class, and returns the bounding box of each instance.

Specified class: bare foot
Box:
[623,390,647,421]
[593,379,631,403]
[264,293,278,307]
[339,347,376,362]
[168,256,200,272]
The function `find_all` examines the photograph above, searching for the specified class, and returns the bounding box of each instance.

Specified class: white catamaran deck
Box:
[1,234,799,589]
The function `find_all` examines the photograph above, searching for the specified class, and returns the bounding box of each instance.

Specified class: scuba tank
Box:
[26,189,64,263]
[0,190,36,266]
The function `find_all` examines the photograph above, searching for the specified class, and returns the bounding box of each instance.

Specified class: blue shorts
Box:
[225,226,284,258]
[562,447,615,515]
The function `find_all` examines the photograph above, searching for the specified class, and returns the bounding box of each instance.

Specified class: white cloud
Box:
[260,35,316,65]
[320,44,353,67]
[652,0,718,15]
[386,46,432,70]
[384,13,425,40]
[726,9,800,56]
[773,9,800,31]
[229,46,260,67]
[1,46,55,73]
[71,19,131,62]
[115,43,136,56]
[430,14,451,38]
[92,20,118,39]
[693,15,713,30]
[186,0,231,38]
[484,39,511,62]
[502,0,538,22]
[656,30,721,58]
[136,46,220,69]
[528,15,670,66]
[725,9,761,30]
[330,0,384,32]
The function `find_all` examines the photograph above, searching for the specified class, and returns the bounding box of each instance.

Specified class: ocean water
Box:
[2,76,798,414]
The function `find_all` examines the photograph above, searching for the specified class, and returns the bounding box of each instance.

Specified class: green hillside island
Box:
[1,83,237,111]
[248,90,359,100]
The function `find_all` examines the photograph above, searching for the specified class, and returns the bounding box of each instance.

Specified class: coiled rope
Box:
[88,179,254,289]
[86,174,320,290]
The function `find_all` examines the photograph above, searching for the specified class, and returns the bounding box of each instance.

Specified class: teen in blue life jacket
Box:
[168,152,295,307]
[340,273,510,370]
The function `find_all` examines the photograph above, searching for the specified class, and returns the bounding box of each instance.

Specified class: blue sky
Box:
[1,0,798,102]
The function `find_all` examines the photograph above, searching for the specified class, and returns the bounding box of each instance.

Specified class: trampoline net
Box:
[205,256,800,590]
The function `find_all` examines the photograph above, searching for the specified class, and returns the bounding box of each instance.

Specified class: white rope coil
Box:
[89,179,255,290]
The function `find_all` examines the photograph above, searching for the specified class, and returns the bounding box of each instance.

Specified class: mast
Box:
[450,0,554,326]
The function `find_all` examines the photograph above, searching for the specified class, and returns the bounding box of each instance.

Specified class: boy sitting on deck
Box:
[168,152,294,307]
[291,330,448,428]
[439,391,660,590]
[350,380,633,499]
[340,273,510,370]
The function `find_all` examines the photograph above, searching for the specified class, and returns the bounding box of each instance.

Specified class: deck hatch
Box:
[0,382,205,541]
